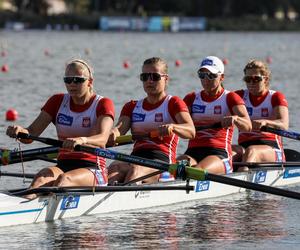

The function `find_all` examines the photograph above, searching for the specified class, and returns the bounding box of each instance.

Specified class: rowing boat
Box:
[0,166,299,227]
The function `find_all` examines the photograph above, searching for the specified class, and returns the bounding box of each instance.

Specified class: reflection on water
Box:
[0,190,295,249]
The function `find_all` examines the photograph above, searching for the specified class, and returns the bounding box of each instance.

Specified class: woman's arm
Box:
[229,104,252,132]
[159,112,195,139]
[6,110,52,143]
[252,105,289,130]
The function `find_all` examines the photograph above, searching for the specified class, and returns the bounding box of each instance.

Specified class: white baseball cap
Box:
[199,56,224,74]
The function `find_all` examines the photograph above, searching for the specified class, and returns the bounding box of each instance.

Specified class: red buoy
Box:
[175,60,182,67]
[1,64,9,72]
[44,49,50,56]
[266,56,272,64]
[123,60,130,69]
[6,109,19,121]
[222,58,229,65]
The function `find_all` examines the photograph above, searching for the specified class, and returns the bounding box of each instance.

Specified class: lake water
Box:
[0,31,299,249]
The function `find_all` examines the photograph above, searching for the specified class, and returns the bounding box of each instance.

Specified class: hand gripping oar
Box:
[17,132,300,200]
[261,126,300,140]
[0,146,58,166]
[115,122,222,145]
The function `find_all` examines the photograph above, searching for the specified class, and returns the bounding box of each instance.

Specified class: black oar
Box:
[261,126,300,140]
[11,185,194,196]
[17,133,300,200]
[233,162,300,167]
[0,171,35,179]
[0,146,58,166]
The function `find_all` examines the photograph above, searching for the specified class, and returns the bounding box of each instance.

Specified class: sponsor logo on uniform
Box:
[155,113,163,122]
[214,105,222,114]
[82,117,91,128]
[192,104,206,113]
[195,180,210,192]
[261,108,269,117]
[60,195,80,210]
[254,171,267,183]
[57,113,73,126]
[132,113,146,122]
[246,107,253,116]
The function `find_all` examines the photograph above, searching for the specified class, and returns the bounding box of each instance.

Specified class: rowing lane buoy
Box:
[6,109,18,121]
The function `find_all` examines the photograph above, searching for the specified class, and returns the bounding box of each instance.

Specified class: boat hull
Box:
[0,167,299,227]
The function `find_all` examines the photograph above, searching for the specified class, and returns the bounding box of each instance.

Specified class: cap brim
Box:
[199,65,219,74]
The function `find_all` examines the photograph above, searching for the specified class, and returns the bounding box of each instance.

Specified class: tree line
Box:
[4,0,300,20]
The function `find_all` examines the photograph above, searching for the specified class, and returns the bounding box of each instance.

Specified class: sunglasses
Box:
[140,72,167,82]
[197,71,219,80]
[243,75,265,83]
[63,76,88,84]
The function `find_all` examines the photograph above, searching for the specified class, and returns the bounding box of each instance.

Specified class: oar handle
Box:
[261,126,300,140]
[17,132,64,147]
[195,122,222,131]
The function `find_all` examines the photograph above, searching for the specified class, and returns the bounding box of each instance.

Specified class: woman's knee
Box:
[55,173,72,186]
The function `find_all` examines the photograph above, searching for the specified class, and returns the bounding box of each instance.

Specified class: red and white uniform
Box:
[184,89,245,172]
[42,93,115,184]
[120,95,189,163]
[236,89,288,160]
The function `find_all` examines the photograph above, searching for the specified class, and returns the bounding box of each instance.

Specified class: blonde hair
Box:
[65,59,94,79]
[143,57,168,74]
[243,59,271,86]
[65,59,94,93]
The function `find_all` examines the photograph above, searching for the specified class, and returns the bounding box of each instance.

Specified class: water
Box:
[0,31,300,249]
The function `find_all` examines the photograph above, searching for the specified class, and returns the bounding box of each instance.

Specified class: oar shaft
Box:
[16,132,300,200]
[195,122,222,130]
[261,126,300,140]
[233,161,300,167]
[11,185,194,196]
[0,146,58,165]
[0,171,35,179]
[207,173,300,200]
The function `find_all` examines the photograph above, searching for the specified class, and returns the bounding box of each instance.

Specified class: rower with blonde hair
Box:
[6,59,115,198]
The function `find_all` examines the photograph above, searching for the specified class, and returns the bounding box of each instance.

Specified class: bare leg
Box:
[124,164,160,184]
[238,145,278,172]
[108,161,130,185]
[54,168,104,187]
[25,166,63,200]
[196,155,227,175]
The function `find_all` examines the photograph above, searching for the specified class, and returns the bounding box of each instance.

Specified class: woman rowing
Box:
[6,59,115,198]
[178,56,252,174]
[108,57,195,184]
[233,60,289,171]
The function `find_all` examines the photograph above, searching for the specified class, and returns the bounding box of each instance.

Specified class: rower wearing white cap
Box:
[178,56,252,174]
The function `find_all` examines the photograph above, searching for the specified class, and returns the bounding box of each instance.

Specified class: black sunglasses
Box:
[243,75,265,83]
[140,72,167,82]
[197,71,219,80]
[63,76,88,84]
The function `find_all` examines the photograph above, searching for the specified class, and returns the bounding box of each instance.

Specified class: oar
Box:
[17,132,300,200]
[115,122,222,145]
[233,162,300,167]
[0,171,35,179]
[261,126,300,140]
[0,146,58,166]
[11,185,194,196]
